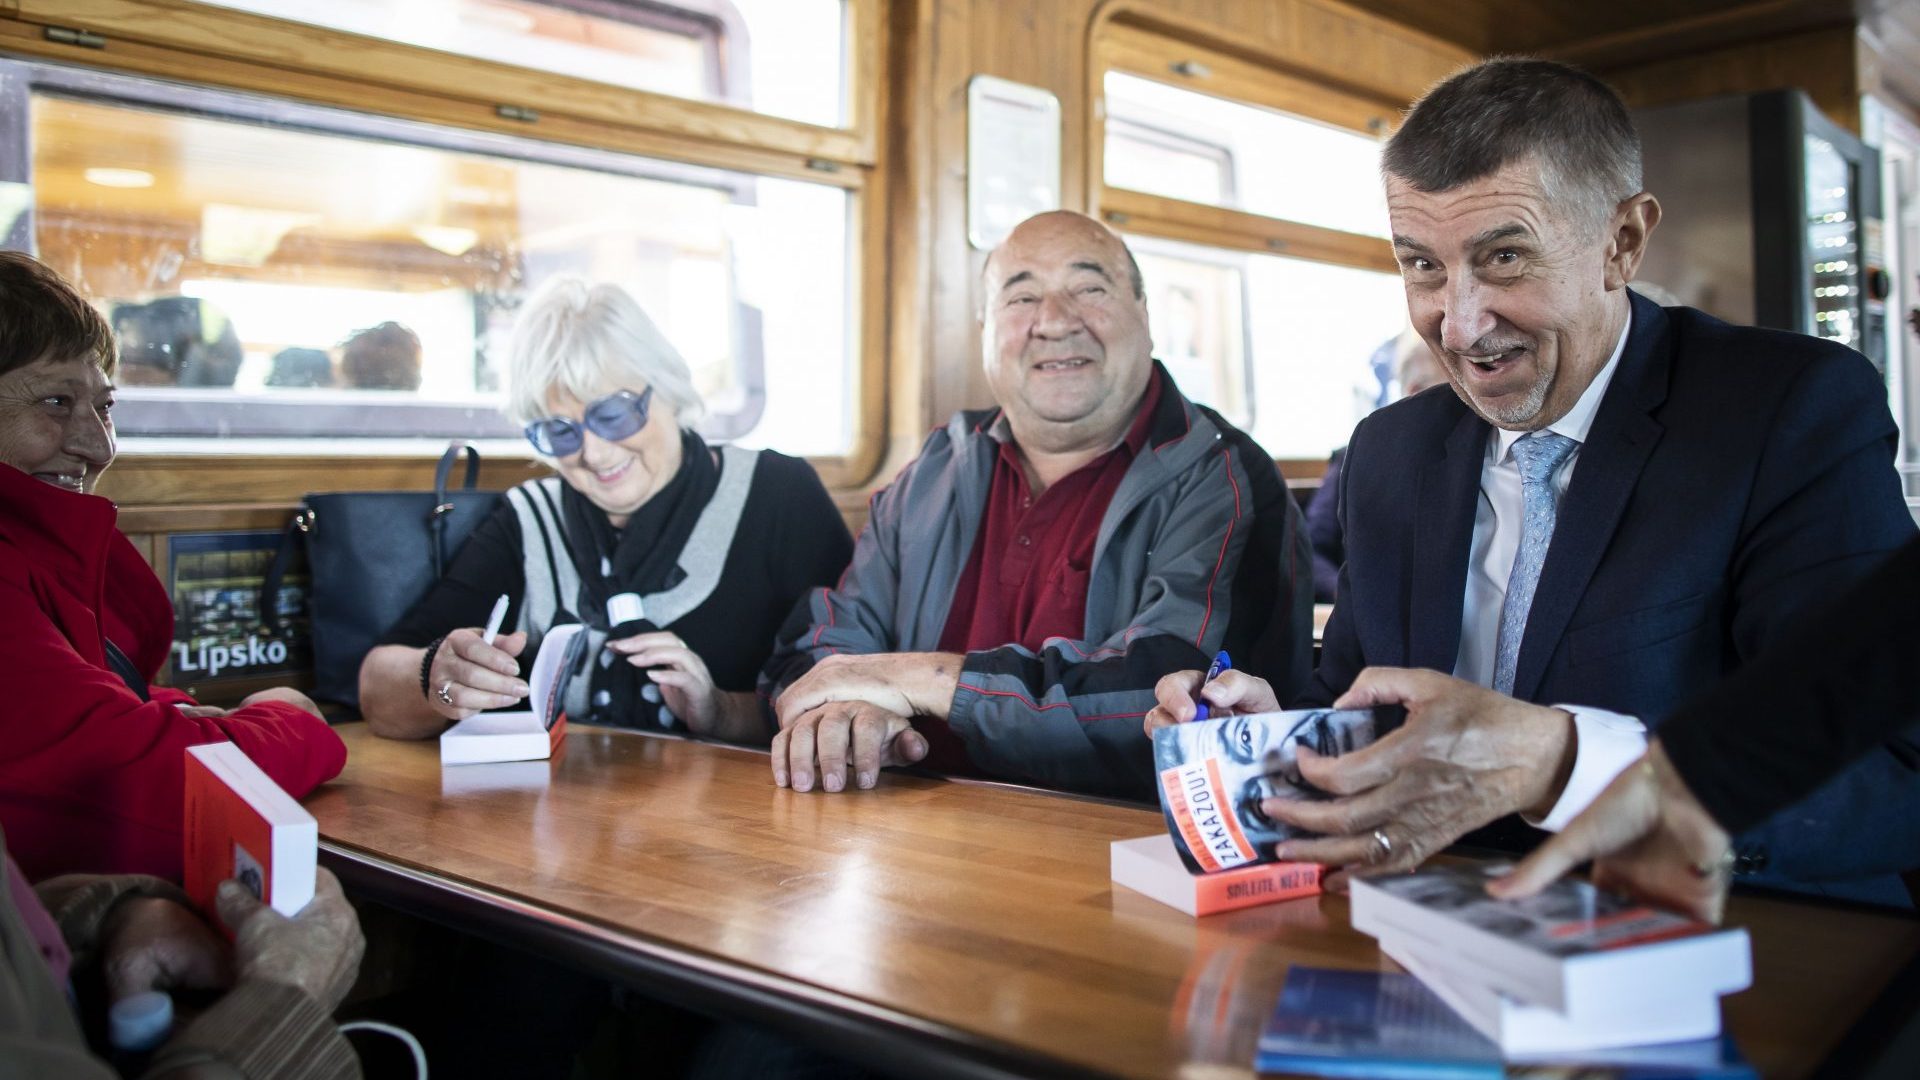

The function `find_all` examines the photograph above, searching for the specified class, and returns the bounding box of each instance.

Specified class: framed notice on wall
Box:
[968,75,1062,250]
[165,531,312,691]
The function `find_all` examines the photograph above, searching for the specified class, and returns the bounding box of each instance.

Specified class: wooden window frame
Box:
[0,0,890,498]
[1091,21,1411,478]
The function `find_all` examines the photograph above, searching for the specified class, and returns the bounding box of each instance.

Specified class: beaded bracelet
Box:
[418,635,447,701]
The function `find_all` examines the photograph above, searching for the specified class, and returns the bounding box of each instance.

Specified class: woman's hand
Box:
[606,631,720,732]
[427,628,529,720]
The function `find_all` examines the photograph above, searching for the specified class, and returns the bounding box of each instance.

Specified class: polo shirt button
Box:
[1016,534,1031,547]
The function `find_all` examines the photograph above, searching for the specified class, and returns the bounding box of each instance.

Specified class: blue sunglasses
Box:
[524,386,654,457]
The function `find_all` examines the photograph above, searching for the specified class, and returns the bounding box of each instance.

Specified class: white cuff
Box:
[1525,705,1648,832]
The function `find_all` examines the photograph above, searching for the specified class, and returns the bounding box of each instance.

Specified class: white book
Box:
[1110,834,1321,916]
[1350,863,1751,1018]
[440,623,586,766]
[183,741,317,918]
[1379,930,1725,1054]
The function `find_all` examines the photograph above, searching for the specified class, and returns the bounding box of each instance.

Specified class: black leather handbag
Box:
[263,443,502,708]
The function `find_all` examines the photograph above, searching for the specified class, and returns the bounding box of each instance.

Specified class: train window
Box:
[194,0,849,128]
[1096,28,1407,462]
[4,60,856,455]
[1103,71,1388,240]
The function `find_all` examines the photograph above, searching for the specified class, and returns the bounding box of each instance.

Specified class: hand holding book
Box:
[1261,668,1577,890]
[218,867,364,1011]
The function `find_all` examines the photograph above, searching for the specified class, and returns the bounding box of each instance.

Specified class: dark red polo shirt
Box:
[922,369,1164,772]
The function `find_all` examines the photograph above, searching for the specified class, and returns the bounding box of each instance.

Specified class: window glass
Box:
[1105,118,1234,206]
[197,0,849,128]
[1243,253,1409,459]
[1127,237,1249,428]
[1104,71,1389,239]
[13,62,855,455]
[1129,234,1408,459]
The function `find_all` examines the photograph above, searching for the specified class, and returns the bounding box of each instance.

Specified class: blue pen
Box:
[1190,650,1232,723]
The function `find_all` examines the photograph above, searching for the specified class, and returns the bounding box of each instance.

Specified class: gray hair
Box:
[505,276,704,430]
[1382,58,1642,235]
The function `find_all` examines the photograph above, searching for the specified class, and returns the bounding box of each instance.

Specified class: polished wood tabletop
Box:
[309,722,1920,1080]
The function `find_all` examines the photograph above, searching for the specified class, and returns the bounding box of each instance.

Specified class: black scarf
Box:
[559,427,719,728]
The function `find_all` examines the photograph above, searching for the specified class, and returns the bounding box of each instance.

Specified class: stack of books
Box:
[1349,863,1752,1055]
[1257,863,1754,1075]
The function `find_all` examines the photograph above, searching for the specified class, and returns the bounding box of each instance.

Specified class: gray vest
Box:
[504,443,756,721]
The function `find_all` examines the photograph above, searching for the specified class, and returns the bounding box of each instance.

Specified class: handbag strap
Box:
[428,442,483,577]
[102,637,151,703]
[259,511,310,635]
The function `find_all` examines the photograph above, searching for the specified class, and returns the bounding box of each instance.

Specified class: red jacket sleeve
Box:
[0,578,345,882]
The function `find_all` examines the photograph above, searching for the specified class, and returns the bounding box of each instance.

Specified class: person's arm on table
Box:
[1496,537,1920,917]
[0,588,345,880]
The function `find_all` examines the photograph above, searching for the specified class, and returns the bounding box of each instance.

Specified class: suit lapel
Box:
[1512,295,1672,700]
[1408,407,1487,672]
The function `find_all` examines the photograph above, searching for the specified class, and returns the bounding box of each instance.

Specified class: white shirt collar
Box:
[1494,307,1632,460]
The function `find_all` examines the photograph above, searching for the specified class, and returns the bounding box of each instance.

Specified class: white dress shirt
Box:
[1452,313,1649,830]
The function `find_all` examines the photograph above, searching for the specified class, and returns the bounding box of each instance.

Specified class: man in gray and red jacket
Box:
[760,210,1311,801]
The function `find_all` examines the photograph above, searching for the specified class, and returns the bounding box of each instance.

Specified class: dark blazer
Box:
[1659,537,1920,844]
[1309,291,1920,903]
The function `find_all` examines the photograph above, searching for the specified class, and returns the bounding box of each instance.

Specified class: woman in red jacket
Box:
[0,252,345,882]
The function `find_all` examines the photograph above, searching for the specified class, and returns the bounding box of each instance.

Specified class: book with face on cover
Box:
[440,623,587,765]
[1350,863,1752,1018]
[1256,966,1755,1080]
[183,741,317,919]
[1150,708,1377,873]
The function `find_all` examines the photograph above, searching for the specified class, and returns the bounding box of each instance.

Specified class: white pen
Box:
[480,593,510,647]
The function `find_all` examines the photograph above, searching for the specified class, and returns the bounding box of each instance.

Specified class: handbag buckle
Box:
[430,502,455,519]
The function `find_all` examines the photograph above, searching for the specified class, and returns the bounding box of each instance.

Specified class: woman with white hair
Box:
[358,277,852,742]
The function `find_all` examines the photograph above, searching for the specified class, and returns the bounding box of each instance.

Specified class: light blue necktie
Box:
[1492,431,1578,694]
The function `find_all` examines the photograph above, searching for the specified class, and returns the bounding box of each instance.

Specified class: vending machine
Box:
[1634,89,1887,374]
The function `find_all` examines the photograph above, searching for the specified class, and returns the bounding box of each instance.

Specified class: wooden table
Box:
[309,723,1920,1079]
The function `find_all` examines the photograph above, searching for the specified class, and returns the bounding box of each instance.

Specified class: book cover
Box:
[1110,833,1322,916]
[1257,966,1755,1080]
[441,623,587,765]
[182,741,317,919]
[1351,864,1751,1015]
[1150,708,1376,873]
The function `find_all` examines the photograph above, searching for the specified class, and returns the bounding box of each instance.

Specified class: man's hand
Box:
[1264,667,1575,889]
[100,896,232,1002]
[1490,740,1732,923]
[771,701,929,792]
[218,868,364,1011]
[1143,669,1281,732]
[773,653,962,730]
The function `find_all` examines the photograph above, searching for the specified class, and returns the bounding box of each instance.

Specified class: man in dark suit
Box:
[1149,59,1918,904]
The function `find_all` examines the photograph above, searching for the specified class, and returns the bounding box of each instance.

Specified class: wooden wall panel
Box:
[1596,24,1863,132]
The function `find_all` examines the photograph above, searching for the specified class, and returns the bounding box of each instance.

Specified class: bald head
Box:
[985,211,1145,307]
[979,210,1155,455]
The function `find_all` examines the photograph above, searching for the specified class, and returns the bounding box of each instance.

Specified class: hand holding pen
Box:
[426,593,530,718]
[1142,650,1284,732]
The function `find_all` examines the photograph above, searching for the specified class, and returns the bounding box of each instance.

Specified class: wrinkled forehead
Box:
[2,353,114,393]
[1385,164,1560,250]
[986,222,1128,291]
